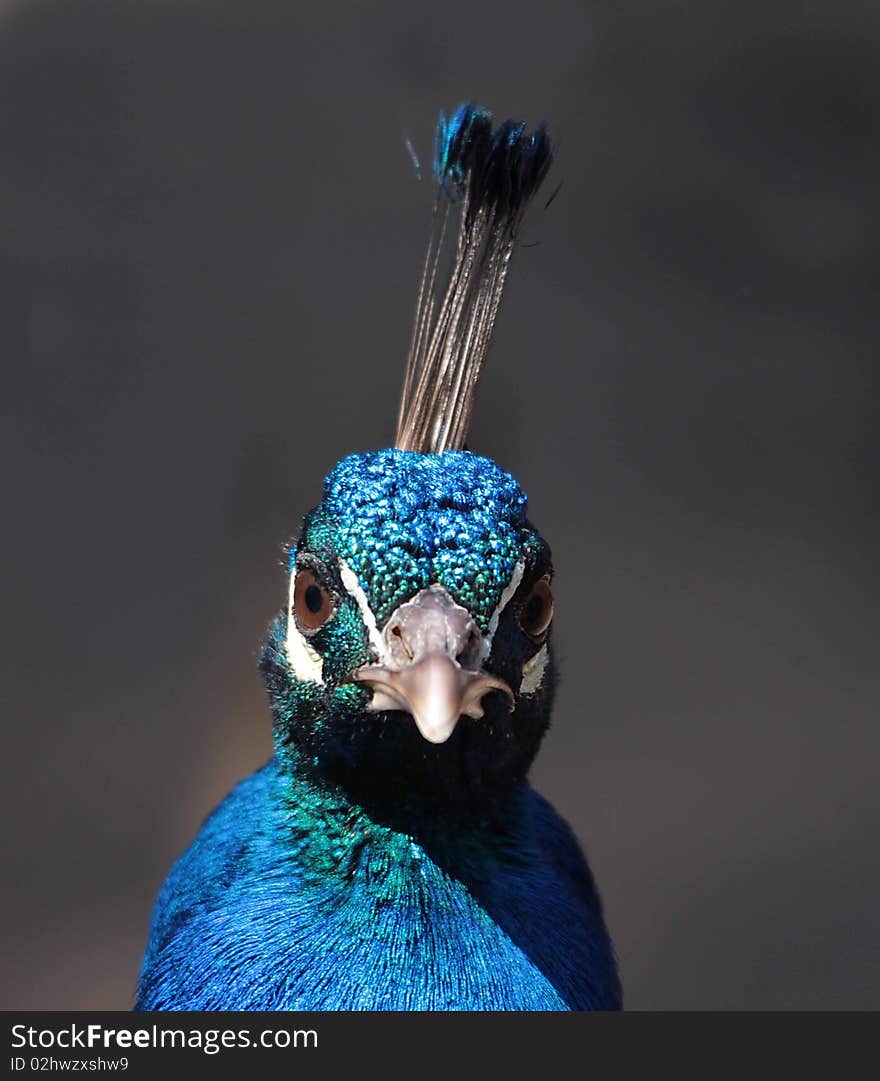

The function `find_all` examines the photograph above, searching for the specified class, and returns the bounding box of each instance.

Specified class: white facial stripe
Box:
[339,558,386,660]
[519,643,549,695]
[480,559,525,662]
[284,567,325,684]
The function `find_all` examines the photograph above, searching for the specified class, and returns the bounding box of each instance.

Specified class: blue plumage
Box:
[137,760,618,1010]
[136,105,622,1011]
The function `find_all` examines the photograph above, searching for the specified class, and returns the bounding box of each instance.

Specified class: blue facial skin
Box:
[136,450,622,1011]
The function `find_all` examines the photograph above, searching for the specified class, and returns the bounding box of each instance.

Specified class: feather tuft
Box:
[395,103,554,454]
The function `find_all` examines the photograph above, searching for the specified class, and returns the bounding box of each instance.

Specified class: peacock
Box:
[136,103,622,1011]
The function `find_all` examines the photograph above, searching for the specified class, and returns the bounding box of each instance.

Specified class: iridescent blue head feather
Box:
[318,450,530,628]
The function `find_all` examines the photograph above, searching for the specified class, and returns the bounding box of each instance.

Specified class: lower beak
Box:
[353,655,514,744]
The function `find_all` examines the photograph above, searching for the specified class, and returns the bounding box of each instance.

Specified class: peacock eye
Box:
[519,577,554,638]
[293,569,334,632]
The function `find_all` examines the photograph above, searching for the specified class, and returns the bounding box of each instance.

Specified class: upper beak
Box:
[352,585,514,744]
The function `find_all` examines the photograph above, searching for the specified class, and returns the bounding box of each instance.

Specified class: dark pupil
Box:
[304,583,324,614]
[525,591,545,627]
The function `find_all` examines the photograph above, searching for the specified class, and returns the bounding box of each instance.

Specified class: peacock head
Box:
[260,449,555,813]
[261,103,557,816]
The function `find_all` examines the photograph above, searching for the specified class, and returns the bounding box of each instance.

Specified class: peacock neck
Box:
[276,749,528,885]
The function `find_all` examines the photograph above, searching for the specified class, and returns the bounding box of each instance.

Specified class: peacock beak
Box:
[352,584,514,744]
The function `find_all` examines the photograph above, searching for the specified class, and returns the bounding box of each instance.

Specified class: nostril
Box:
[389,622,414,660]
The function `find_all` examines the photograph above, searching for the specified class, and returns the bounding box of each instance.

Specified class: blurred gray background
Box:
[1,0,878,1010]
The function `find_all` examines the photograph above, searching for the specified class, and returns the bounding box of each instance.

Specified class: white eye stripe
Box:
[284,566,325,684]
[479,559,526,662]
[338,558,387,661]
[519,644,549,695]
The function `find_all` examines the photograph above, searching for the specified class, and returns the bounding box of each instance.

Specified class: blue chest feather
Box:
[136,761,620,1011]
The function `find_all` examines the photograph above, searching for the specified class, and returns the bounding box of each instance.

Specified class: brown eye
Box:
[293,569,334,632]
[519,577,554,638]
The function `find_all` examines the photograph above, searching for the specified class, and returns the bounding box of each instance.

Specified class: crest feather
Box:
[395,104,554,454]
